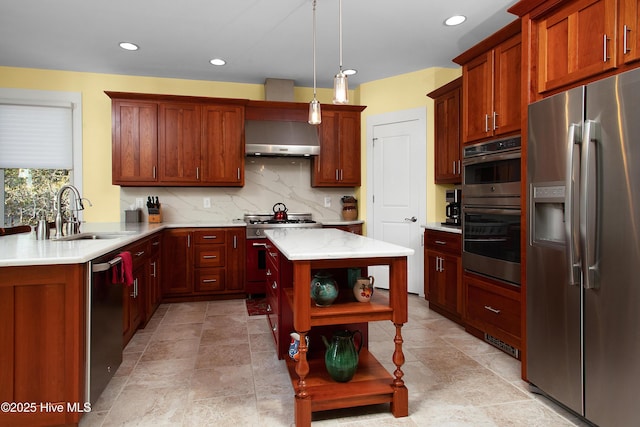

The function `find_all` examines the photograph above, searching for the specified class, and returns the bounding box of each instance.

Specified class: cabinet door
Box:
[426,251,461,318]
[158,103,201,183]
[337,111,361,186]
[123,264,145,346]
[620,0,640,64]
[147,251,160,323]
[312,111,341,186]
[493,34,521,137]
[462,52,493,142]
[161,229,193,295]
[537,0,617,93]
[434,85,461,183]
[226,228,246,292]
[112,100,158,184]
[201,104,244,186]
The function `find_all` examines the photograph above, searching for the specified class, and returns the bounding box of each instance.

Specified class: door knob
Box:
[404,216,417,222]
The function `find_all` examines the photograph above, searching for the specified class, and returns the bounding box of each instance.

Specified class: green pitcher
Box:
[322,330,363,382]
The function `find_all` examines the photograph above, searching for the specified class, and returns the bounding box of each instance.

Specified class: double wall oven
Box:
[462,136,521,285]
[245,213,321,295]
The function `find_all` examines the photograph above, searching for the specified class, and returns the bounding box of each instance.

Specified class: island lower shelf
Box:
[285,348,395,412]
[283,288,394,326]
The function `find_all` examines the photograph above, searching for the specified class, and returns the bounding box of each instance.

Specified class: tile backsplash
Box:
[120,157,356,223]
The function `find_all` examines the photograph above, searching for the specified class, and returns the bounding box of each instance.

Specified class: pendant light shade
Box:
[333,0,348,104]
[309,0,321,125]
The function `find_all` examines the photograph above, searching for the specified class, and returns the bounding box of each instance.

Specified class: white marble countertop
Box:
[421,222,462,234]
[264,228,414,261]
[0,221,245,267]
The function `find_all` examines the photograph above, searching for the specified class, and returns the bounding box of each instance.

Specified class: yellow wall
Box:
[0,65,459,222]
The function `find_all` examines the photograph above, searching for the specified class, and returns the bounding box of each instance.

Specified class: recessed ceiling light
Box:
[444,15,466,26]
[210,58,226,66]
[343,69,357,76]
[119,42,139,51]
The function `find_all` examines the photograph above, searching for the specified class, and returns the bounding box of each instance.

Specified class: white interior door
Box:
[366,108,426,295]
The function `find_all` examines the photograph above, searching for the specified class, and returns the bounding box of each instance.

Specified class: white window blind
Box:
[0,103,73,169]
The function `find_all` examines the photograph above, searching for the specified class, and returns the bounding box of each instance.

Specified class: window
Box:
[0,89,82,227]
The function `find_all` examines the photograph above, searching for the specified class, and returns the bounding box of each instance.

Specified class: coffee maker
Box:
[443,189,462,226]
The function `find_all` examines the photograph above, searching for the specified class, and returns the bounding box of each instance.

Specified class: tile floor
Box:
[80,292,588,426]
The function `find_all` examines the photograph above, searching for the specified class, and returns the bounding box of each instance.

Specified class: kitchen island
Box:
[264,228,414,426]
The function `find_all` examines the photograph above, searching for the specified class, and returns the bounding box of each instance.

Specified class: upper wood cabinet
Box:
[201,104,244,185]
[111,100,158,184]
[158,102,202,184]
[312,108,364,187]
[107,92,245,187]
[453,21,522,144]
[536,0,617,93]
[427,77,462,184]
[620,0,640,65]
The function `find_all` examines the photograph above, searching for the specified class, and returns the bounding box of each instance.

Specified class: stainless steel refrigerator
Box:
[527,67,640,427]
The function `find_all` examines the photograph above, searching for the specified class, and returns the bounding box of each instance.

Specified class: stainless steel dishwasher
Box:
[86,250,124,404]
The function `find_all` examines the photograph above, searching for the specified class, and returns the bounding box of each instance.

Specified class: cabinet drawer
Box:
[266,243,280,270]
[465,277,520,340]
[193,229,226,244]
[425,230,461,254]
[149,234,162,256]
[194,246,225,267]
[127,239,150,269]
[195,268,225,292]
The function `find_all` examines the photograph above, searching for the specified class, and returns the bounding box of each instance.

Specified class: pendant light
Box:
[333,0,348,104]
[308,0,322,125]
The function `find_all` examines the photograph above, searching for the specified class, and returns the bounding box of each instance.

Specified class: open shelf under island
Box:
[264,228,414,426]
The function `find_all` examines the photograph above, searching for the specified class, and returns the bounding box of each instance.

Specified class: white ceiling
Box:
[0,0,518,89]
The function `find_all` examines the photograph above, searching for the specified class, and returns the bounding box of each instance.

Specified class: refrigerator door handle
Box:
[565,123,582,286]
[580,120,599,289]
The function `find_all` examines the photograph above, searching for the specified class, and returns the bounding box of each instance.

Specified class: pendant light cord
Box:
[338,0,343,72]
[313,0,317,98]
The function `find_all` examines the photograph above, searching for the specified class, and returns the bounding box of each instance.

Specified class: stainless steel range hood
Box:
[245,120,320,157]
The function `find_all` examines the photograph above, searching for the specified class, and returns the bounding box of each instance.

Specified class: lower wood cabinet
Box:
[323,223,363,235]
[424,229,462,324]
[123,237,150,346]
[0,264,86,427]
[161,227,245,301]
[463,270,521,351]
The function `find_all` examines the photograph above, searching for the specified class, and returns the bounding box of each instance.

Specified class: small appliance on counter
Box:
[443,189,461,226]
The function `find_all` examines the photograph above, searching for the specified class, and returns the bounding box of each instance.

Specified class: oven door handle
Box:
[252,242,268,248]
[462,206,521,216]
[462,150,521,166]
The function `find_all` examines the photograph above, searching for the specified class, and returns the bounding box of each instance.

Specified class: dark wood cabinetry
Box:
[146,233,162,325]
[453,21,521,143]
[323,223,363,235]
[107,92,245,187]
[463,271,521,352]
[312,108,364,187]
[427,78,462,183]
[161,227,245,301]
[0,264,85,427]
[424,229,462,324]
[123,237,152,346]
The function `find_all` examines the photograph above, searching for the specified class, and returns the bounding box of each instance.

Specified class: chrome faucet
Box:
[54,184,90,237]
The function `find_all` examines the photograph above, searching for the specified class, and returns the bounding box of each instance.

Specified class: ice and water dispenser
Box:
[530,183,566,245]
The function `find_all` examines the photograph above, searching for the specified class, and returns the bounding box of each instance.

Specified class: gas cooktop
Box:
[244,213,321,238]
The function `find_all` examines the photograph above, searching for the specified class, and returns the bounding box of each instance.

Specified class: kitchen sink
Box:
[51,231,137,241]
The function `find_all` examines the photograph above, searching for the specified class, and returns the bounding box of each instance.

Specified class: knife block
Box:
[148,207,162,223]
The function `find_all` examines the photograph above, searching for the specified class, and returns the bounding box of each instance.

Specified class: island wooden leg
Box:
[390,322,408,417]
[294,330,311,427]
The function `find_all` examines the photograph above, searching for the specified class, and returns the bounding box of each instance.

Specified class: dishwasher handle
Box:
[92,256,123,273]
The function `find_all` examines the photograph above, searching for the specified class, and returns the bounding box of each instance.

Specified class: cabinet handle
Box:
[135,251,145,257]
[272,281,278,289]
[151,261,157,278]
[131,278,138,298]
[152,166,156,179]
[484,114,489,132]
[196,167,200,180]
[435,240,446,245]
[233,235,237,249]
[202,279,217,283]
[269,252,277,257]
[267,304,272,313]
[202,235,218,239]
[266,268,272,277]
[493,111,498,130]
[203,255,217,259]
[603,34,610,62]
[340,169,344,181]
[624,25,631,54]
[187,234,191,247]
[152,241,160,246]
[484,305,501,314]
[272,323,277,332]
[335,169,340,181]
[237,168,241,180]
[457,160,461,175]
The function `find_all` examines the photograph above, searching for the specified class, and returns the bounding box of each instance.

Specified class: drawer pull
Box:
[266,269,272,277]
[202,235,218,239]
[272,281,278,289]
[135,250,145,257]
[202,255,218,259]
[484,305,501,314]
[434,240,446,245]
[202,279,217,283]
[269,252,277,257]
[267,304,272,313]
[152,241,160,246]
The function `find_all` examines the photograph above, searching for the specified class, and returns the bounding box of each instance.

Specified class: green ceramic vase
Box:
[310,271,338,307]
[322,330,363,382]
